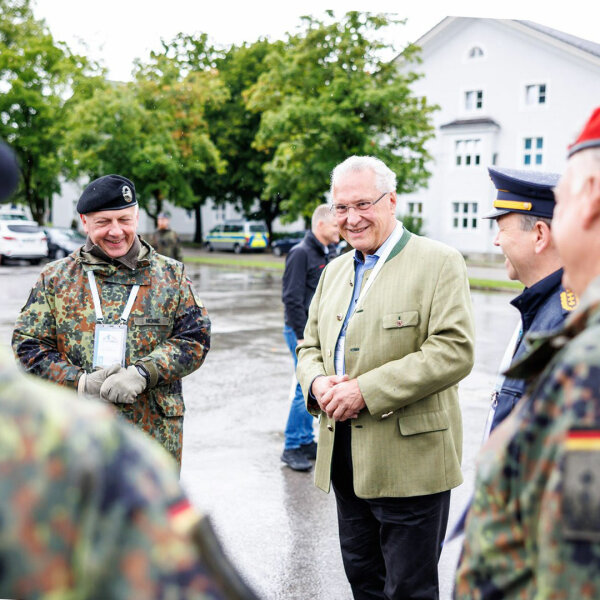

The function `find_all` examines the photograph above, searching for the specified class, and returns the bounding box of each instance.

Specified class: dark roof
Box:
[440,118,500,129]
[517,20,600,59]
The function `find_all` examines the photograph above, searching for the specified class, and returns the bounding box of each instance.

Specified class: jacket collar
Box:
[510,268,563,330]
[506,274,600,380]
[79,236,151,271]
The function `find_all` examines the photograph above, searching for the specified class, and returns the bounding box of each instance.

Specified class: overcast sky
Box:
[33,0,598,82]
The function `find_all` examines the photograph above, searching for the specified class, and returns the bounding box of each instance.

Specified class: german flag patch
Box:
[562,429,600,541]
[560,289,578,312]
[168,498,200,535]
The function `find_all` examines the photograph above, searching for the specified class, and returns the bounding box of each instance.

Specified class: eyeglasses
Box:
[331,192,389,215]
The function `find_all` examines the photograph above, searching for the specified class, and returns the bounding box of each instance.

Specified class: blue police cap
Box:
[77,174,137,214]
[483,167,560,219]
[0,141,19,202]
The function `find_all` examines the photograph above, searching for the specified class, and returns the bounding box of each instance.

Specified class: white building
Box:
[396,17,600,257]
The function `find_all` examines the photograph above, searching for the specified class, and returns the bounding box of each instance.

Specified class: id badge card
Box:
[93,324,127,369]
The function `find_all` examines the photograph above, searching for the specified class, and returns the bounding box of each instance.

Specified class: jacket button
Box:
[381,411,394,419]
[327,424,334,432]
[327,349,332,357]
[336,313,343,321]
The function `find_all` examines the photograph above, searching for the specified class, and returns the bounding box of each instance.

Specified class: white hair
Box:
[330,156,397,197]
[311,204,333,230]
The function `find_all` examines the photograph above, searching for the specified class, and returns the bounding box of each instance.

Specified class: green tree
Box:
[0,0,93,223]
[161,35,277,241]
[246,11,437,226]
[63,50,227,233]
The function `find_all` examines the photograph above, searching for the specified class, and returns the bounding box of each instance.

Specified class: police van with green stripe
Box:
[205,220,269,254]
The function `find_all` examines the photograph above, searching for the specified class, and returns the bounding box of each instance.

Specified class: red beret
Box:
[568,107,600,158]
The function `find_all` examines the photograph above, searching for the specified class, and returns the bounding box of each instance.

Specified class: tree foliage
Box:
[246,11,437,223]
[0,0,93,223]
[160,35,278,238]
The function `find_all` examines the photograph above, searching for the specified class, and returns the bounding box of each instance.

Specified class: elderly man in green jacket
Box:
[297,155,475,599]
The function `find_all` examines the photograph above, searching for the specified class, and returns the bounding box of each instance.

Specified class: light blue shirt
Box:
[334,226,401,374]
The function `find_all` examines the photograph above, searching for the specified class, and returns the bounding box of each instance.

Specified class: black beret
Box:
[483,167,560,220]
[0,141,20,202]
[77,174,137,214]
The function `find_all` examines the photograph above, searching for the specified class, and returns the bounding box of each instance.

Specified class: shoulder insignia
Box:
[560,289,578,312]
[562,429,600,542]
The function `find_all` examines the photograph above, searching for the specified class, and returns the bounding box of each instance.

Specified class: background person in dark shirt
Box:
[281,204,340,471]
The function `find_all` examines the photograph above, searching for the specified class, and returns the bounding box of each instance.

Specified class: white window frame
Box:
[454,138,482,168]
[464,89,484,112]
[522,136,544,167]
[452,202,479,230]
[465,45,486,61]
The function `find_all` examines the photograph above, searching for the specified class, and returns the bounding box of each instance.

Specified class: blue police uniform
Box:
[490,268,575,430]
[484,167,578,432]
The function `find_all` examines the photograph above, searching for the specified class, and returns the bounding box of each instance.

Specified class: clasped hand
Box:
[311,375,366,421]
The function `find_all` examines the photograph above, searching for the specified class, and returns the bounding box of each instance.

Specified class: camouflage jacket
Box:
[12,238,210,462]
[149,228,182,261]
[0,352,225,600]
[455,275,600,598]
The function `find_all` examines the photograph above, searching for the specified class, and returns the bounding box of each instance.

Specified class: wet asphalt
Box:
[0,258,518,600]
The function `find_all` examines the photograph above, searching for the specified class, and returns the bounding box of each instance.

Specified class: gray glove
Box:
[100,365,147,404]
[78,363,123,399]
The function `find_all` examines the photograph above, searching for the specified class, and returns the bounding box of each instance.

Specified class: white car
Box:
[0,214,48,265]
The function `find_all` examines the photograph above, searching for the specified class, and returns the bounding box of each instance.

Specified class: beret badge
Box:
[122,185,133,203]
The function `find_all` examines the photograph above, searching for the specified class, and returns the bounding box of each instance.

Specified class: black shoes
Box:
[281,448,312,471]
[300,441,317,460]
[281,442,318,471]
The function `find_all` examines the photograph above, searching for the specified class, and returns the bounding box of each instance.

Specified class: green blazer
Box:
[296,228,475,498]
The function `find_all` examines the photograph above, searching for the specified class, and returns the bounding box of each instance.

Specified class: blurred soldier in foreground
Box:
[150,211,183,261]
[0,141,258,600]
[482,167,576,436]
[297,156,474,599]
[280,204,340,471]
[12,174,210,466]
[455,107,600,597]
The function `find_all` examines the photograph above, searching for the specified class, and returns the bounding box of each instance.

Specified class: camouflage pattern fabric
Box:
[149,228,183,261]
[0,351,225,599]
[455,275,600,598]
[12,238,210,465]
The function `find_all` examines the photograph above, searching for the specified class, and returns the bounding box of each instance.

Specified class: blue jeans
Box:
[283,325,315,450]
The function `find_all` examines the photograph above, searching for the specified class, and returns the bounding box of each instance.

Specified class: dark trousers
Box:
[331,422,451,600]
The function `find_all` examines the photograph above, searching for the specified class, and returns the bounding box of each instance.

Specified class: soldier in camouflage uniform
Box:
[0,350,228,599]
[455,107,600,598]
[12,174,210,466]
[150,211,183,261]
[0,143,259,600]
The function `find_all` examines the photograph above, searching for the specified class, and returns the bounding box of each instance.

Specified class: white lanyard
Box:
[351,221,403,317]
[87,270,140,325]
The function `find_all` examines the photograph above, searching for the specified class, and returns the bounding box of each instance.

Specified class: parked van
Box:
[205,220,269,253]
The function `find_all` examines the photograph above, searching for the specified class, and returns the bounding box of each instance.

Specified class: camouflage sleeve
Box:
[92,424,227,599]
[138,265,210,387]
[11,272,82,388]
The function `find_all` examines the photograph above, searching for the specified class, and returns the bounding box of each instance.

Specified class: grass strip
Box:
[469,278,523,292]
[185,256,523,292]
[184,255,284,270]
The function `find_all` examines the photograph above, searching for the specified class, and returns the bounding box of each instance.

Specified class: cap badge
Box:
[122,185,133,203]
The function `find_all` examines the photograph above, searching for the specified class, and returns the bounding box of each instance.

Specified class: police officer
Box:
[12,174,210,466]
[455,108,600,598]
[482,167,577,435]
[150,211,183,261]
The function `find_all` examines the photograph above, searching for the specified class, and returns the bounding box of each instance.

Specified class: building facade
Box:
[396,17,600,256]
